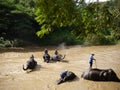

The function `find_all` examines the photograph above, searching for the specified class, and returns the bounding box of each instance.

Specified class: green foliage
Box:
[84,34,115,45]
[0,37,12,47]
[13,0,35,16]
[35,0,120,45]
[0,0,39,47]
[38,29,81,45]
[73,0,120,45]
[35,0,78,37]
[0,37,34,47]
[116,40,120,44]
[0,0,120,47]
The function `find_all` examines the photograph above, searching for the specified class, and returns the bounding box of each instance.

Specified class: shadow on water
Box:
[56,76,80,85]
[34,64,41,71]
[61,60,69,63]
[46,60,69,63]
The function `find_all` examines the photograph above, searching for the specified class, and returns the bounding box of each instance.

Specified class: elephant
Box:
[51,49,66,62]
[81,68,120,82]
[43,49,50,63]
[23,55,37,71]
[56,71,77,85]
[51,54,66,61]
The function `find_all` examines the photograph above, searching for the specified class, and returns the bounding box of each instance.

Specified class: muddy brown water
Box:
[0,45,120,90]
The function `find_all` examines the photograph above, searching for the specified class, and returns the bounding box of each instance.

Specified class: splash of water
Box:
[58,42,66,50]
[57,42,68,55]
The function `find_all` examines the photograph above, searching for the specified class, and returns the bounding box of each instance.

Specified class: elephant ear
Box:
[65,71,76,81]
[99,71,105,77]
[67,71,72,76]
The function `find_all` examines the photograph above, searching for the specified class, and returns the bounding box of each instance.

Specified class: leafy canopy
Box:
[35,0,120,41]
[35,0,78,38]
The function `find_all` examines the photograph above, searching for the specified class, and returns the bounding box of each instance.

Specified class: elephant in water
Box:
[51,54,66,61]
[23,55,37,71]
[81,68,120,82]
[56,70,77,85]
[51,49,66,61]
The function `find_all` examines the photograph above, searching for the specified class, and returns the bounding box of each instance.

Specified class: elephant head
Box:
[107,69,120,81]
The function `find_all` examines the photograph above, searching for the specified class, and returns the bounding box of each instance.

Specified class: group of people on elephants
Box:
[23,50,120,84]
[43,49,65,63]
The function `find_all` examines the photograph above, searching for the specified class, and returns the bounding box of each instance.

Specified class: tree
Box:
[72,0,120,45]
[35,0,79,38]
[0,0,39,47]
[110,0,120,40]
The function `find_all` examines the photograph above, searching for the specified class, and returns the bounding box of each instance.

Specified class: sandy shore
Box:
[0,45,120,90]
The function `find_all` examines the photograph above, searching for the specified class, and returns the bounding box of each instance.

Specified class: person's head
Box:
[64,69,68,72]
[30,54,34,60]
[44,49,48,54]
[91,54,95,56]
[54,49,58,55]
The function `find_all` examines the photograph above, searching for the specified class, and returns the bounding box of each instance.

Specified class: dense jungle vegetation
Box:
[0,0,120,47]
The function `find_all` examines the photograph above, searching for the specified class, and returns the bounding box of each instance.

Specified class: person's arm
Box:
[62,71,69,81]
[92,55,96,60]
[62,76,67,81]
[93,57,96,60]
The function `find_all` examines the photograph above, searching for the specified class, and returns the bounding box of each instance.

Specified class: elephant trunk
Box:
[57,79,64,85]
[23,65,28,71]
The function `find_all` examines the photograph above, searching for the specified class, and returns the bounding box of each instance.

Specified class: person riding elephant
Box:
[23,55,37,71]
[30,55,37,64]
[51,49,65,61]
[43,49,50,63]
[60,70,68,81]
[57,70,76,84]
[81,68,120,82]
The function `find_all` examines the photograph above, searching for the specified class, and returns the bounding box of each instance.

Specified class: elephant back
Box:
[65,71,76,81]
[27,60,37,69]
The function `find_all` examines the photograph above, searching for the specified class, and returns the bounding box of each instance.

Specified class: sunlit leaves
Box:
[35,0,78,37]
[36,24,51,38]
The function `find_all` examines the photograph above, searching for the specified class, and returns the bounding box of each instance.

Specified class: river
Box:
[0,45,120,90]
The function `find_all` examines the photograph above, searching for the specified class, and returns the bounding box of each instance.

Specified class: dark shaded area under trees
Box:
[0,0,120,47]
